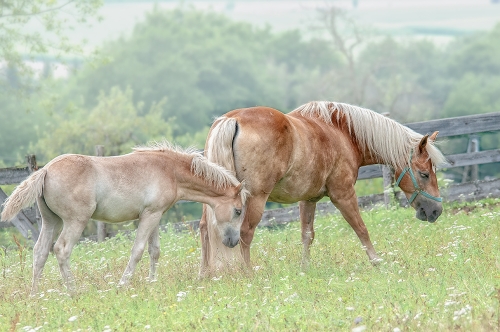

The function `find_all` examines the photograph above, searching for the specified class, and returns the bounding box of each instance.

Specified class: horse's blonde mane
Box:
[291,101,446,170]
[134,140,249,203]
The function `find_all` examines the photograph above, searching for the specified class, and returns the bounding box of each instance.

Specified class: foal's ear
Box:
[429,131,439,141]
[418,134,430,154]
[235,183,243,194]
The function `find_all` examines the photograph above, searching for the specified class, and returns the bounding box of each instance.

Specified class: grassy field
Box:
[1,198,499,331]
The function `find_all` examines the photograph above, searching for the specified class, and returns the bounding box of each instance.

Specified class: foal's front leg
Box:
[147,225,160,282]
[119,211,162,286]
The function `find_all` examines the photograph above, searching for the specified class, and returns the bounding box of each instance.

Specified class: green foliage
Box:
[34,86,174,160]
[0,93,50,165]
[443,73,500,117]
[0,0,103,94]
[0,199,499,330]
[62,7,339,135]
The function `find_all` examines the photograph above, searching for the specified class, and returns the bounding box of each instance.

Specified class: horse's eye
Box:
[419,171,429,179]
[234,209,242,216]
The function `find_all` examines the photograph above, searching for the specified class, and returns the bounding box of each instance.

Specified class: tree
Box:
[34,86,174,161]
[60,7,339,135]
[0,0,102,94]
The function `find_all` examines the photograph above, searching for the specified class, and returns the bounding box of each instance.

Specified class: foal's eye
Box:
[234,209,242,216]
[419,171,429,179]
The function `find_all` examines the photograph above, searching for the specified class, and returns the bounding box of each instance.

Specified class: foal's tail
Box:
[1,168,47,221]
[204,117,244,269]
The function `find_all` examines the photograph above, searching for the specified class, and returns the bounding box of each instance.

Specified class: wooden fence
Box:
[1,112,500,239]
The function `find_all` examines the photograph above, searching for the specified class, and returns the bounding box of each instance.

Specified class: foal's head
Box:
[395,131,443,223]
[212,183,248,248]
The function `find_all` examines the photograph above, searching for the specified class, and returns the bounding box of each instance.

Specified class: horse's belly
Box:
[268,181,326,204]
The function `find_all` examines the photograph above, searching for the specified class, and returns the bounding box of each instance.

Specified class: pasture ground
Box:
[1,198,499,331]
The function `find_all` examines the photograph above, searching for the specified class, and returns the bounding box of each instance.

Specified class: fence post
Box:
[462,135,480,183]
[382,165,394,208]
[26,154,42,241]
[95,145,107,242]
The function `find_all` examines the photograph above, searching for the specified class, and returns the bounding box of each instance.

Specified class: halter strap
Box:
[395,150,442,204]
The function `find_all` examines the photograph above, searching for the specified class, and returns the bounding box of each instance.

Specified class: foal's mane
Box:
[291,101,446,170]
[133,141,249,202]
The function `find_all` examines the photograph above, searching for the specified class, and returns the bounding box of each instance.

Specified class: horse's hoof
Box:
[300,260,310,271]
[370,257,383,266]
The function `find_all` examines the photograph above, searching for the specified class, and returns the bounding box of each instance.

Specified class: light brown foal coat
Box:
[2,144,246,294]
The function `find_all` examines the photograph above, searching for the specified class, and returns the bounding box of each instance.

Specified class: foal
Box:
[1,142,248,295]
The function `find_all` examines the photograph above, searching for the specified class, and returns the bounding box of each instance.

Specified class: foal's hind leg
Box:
[31,197,62,296]
[147,225,160,281]
[299,201,317,270]
[119,211,162,286]
[53,218,89,293]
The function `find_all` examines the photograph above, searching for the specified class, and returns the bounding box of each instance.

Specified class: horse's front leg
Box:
[239,194,268,266]
[147,225,160,282]
[299,200,317,269]
[328,186,382,265]
[120,211,162,286]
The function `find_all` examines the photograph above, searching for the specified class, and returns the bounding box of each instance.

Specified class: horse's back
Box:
[219,106,360,203]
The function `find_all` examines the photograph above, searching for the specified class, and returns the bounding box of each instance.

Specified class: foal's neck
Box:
[175,156,229,208]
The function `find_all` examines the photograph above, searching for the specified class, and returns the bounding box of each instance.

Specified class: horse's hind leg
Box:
[299,201,317,270]
[31,197,62,296]
[120,211,162,286]
[53,218,88,294]
[147,225,160,281]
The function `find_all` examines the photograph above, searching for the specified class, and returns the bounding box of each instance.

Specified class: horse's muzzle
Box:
[415,199,443,223]
[222,227,240,248]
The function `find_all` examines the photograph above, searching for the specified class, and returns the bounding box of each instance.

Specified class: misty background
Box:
[1,0,500,223]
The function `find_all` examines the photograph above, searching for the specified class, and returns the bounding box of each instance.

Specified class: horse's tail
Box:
[204,117,245,270]
[1,168,47,221]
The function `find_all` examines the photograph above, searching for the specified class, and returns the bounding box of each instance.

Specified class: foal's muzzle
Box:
[222,227,240,248]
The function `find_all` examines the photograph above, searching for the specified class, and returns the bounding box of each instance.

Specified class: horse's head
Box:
[212,183,248,248]
[395,131,443,223]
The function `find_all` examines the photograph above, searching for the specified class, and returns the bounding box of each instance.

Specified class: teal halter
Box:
[395,150,442,204]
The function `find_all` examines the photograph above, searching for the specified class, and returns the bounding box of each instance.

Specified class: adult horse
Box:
[1,142,248,295]
[199,101,446,274]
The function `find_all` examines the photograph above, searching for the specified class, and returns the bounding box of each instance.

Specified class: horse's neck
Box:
[359,146,381,166]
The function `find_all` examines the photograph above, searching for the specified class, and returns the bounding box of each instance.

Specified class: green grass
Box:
[1,199,500,331]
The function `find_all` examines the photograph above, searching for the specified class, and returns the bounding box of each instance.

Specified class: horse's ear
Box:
[418,134,430,154]
[429,131,439,141]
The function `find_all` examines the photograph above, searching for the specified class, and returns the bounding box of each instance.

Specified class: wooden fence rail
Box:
[1,112,500,240]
